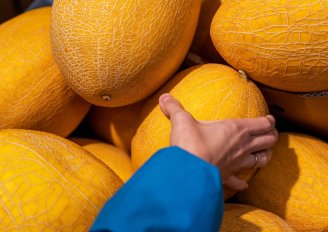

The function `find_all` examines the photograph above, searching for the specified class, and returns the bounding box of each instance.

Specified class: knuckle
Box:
[260,150,272,166]
[257,156,265,167]
[240,127,251,139]
[173,111,192,122]
[227,120,241,133]
[266,133,277,146]
[218,120,231,134]
[236,148,247,160]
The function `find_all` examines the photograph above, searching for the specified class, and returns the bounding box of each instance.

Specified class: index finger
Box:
[235,115,275,135]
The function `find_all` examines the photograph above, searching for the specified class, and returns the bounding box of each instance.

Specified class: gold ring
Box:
[251,155,258,169]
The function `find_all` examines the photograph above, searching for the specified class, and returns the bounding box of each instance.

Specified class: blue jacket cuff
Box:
[91,146,224,232]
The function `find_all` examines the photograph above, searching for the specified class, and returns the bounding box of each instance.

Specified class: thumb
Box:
[159,93,185,119]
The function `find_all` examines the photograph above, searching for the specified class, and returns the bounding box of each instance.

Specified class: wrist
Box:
[176,145,215,165]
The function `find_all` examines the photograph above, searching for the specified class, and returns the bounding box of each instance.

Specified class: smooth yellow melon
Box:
[211,0,328,92]
[88,101,144,152]
[221,204,295,232]
[0,7,91,137]
[51,0,202,107]
[260,86,328,139]
[190,0,224,63]
[131,64,269,198]
[71,138,135,183]
[0,129,122,231]
[237,133,328,232]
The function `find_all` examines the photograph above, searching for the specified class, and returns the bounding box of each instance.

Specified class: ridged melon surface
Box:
[71,138,135,183]
[88,101,144,152]
[132,64,268,198]
[0,7,91,137]
[51,0,201,107]
[237,133,328,232]
[211,0,328,92]
[0,129,122,231]
[221,204,295,232]
[260,86,328,139]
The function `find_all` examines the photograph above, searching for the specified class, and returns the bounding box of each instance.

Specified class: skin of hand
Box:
[159,93,278,192]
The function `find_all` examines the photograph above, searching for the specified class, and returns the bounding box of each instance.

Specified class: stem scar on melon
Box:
[239,70,248,81]
[102,95,111,101]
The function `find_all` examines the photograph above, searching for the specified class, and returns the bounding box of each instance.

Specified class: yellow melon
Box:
[0,129,122,230]
[0,7,90,137]
[190,0,224,63]
[221,204,295,232]
[51,0,201,107]
[131,64,269,198]
[260,86,328,139]
[211,0,328,92]
[237,133,328,232]
[71,138,135,183]
[88,101,144,152]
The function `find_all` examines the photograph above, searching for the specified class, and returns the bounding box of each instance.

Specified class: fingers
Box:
[235,115,276,135]
[239,149,272,170]
[266,115,276,127]
[201,115,275,136]
[223,175,248,192]
[247,128,278,153]
[254,149,272,167]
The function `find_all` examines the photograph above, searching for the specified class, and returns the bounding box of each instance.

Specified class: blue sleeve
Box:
[26,0,53,11]
[90,146,224,232]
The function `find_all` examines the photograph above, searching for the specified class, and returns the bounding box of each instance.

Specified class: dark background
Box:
[0,0,33,23]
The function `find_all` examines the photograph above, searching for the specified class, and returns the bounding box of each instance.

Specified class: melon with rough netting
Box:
[51,0,202,107]
[211,0,328,92]
[0,129,122,230]
[0,7,90,137]
[71,138,135,182]
[238,133,328,232]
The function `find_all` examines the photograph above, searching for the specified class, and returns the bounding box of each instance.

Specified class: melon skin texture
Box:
[71,138,135,183]
[260,86,328,139]
[51,0,202,107]
[88,101,144,152]
[221,204,295,232]
[237,133,328,232]
[131,64,268,198]
[0,7,91,137]
[0,129,122,231]
[211,0,328,92]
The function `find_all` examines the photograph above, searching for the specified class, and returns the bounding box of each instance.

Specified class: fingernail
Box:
[160,93,173,103]
[266,115,276,127]
[267,115,275,122]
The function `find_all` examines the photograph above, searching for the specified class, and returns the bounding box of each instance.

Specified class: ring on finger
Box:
[251,154,258,169]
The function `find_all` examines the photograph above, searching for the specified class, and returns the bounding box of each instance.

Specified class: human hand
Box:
[159,93,278,192]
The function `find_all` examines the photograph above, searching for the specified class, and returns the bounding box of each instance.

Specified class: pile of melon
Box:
[0,0,327,230]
